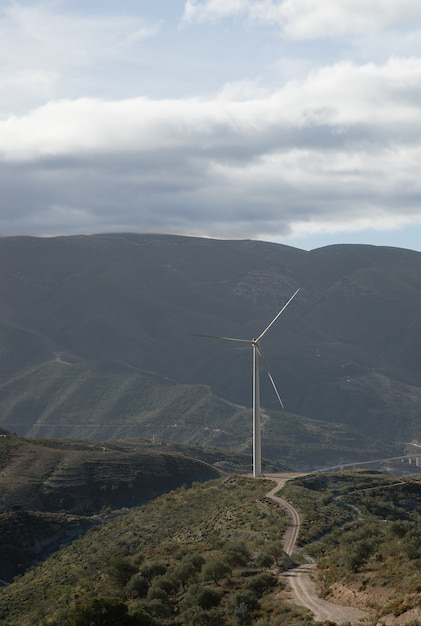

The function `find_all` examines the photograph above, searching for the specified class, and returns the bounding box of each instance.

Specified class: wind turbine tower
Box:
[194,288,299,477]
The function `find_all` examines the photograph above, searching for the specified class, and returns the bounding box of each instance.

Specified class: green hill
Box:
[2,470,421,625]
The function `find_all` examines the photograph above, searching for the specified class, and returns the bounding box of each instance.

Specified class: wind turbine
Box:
[194,288,299,477]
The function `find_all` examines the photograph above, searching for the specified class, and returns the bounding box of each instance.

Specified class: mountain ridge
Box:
[1,233,420,468]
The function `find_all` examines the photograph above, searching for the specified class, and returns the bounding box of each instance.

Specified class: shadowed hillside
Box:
[0,435,222,583]
[1,234,421,467]
[0,436,220,515]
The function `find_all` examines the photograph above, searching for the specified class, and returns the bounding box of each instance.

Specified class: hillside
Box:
[282,470,421,624]
[0,234,421,468]
[0,436,220,516]
[0,434,222,584]
[1,470,421,625]
[0,476,293,626]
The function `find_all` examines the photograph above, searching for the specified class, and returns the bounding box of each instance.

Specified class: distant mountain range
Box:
[1,233,420,470]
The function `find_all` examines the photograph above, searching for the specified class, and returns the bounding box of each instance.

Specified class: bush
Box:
[182,606,225,626]
[63,596,142,625]
[126,573,149,598]
[202,559,231,584]
[255,551,275,569]
[244,572,278,597]
[108,557,137,588]
[227,590,260,624]
[152,573,179,595]
[142,598,173,619]
[180,585,222,611]
[223,540,251,567]
[147,584,169,603]
[174,553,205,587]
[140,561,166,584]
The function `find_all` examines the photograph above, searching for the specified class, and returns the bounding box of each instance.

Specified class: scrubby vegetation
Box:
[283,470,421,621]
[0,476,313,626]
[0,510,94,582]
[2,467,421,624]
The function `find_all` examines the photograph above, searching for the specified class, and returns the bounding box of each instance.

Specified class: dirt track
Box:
[264,473,370,625]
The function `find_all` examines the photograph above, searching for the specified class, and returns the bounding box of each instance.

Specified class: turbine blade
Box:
[256,344,285,409]
[256,288,300,342]
[191,333,252,344]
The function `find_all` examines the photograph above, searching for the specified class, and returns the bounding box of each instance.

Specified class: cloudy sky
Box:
[2,0,421,250]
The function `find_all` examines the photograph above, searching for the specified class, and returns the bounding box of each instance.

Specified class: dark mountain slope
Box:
[0,436,220,515]
[0,234,420,465]
[0,434,221,583]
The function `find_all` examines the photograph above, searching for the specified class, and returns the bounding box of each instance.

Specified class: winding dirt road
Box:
[264,473,370,625]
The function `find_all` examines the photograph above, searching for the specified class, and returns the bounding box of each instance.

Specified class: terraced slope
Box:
[0,437,220,514]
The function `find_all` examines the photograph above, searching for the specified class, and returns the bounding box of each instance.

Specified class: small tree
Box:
[227,590,260,626]
[152,573,179,596]
[202,559,231,584]
[126,573,149,598]
[223,540,251,567]
[244,572,278,597]
[174,560,198,588]
[180,585,222,611]
[108,557,137,588]
[140,561,166,584]
[255,551,275,570]
[175,553,205,588]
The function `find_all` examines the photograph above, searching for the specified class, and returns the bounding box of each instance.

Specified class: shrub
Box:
[142,598,173,619]
[182,606,225,626]
[180,584,222,611]
[244,572,278,597]
[63,596,142,625]
[146,584,169,603]
[152,573,179,595]
[202,559,231,584]
[126,573,149,598]
[223,540,251,567]
[226,589,260,625]
[108,557,137,588]
[255,551,275,569]
[174,553,205,587]
[140,561,166,584]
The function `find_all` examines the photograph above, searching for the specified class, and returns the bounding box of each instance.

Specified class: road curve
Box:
[264,473,304,556]
[264,473,370,625]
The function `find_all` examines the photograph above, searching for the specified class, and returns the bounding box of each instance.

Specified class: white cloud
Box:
[1,56,421,240]
[252,0,421,39]
[183,0,421,39]
[183,0,248,23]
[3,56,420,161]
